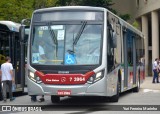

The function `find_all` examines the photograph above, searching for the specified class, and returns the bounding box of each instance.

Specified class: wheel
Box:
[110,81,120,102]
[133,76,140,92]
[51,96,60,103]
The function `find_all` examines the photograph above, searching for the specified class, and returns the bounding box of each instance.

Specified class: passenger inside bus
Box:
[38,39,47,64]
[32,30,55,64]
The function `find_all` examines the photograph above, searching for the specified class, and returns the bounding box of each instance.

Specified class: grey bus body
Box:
[26,6,145,102]
[0,21,28,99]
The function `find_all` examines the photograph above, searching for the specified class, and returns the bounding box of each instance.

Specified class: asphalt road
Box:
[0,77,160,114]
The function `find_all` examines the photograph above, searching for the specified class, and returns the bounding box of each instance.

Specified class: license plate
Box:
[57,90,71,96]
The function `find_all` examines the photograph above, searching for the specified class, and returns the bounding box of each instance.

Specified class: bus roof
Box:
[34,6,105,13]
[107,10,144,38]
[33,6,144,38]
[0,21,21,32]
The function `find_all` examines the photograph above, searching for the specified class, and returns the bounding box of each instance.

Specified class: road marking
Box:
[143,89,160,93]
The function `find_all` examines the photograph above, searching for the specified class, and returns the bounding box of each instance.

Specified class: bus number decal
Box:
[73,77,85,82]
[70,77,73,81]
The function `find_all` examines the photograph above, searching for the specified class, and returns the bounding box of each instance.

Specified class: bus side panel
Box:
[27,76,44,95]
[128,66,133,89]
[86,76,107,94]
[106,67,119,96]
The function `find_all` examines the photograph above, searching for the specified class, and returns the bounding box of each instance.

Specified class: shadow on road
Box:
[42,89,134,112]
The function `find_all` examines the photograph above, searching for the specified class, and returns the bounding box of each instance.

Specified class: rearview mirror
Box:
[111,31,117,48]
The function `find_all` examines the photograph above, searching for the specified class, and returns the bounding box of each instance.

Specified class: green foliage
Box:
[56,0,114,8]
[119,14,131,21]
[55,0,116,14]
[33,0,58,9]
[0,0,34,23]
[132,20,139,29]
[0,0,131,22]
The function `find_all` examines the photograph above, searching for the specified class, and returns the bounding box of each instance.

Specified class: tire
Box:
[133,75,140,92]
[0,94,3,101]
[51,96,60,103]
[110,81,120,102]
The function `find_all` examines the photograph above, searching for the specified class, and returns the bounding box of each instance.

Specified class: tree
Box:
[56,0,114,9]
[0,0,130,22]
[33,0,58,9]
[55,0,130,21]
[0,0,33,23]
[119,14,131,21]
[132,20,140,29]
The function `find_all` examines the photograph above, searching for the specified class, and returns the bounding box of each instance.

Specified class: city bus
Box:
[21,6,145,103]
[0,21,28,100]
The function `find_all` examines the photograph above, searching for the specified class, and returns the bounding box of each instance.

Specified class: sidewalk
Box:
[141,76,160,90]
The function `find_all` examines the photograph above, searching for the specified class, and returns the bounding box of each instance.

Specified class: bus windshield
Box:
[31,23,102,65]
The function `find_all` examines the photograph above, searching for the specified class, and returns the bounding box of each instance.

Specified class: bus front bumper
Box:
[27,77,107,96]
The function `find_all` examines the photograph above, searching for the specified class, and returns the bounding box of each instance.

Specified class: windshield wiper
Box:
[67,49,75,54]
[73,21,87,45]
[48,23,58,45]
[48,23,58,57]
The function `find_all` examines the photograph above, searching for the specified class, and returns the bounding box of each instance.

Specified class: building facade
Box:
[112,0,160,76]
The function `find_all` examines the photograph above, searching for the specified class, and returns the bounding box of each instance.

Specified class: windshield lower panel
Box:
[31,23,102,65]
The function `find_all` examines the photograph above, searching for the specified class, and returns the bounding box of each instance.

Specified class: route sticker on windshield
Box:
[65,54,76,65]
[32,53,39,63]
[57,30,65,40]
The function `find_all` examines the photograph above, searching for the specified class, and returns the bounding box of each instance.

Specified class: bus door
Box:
[123,30,136,89]
[13,31,22,89]
[0,30,18,90]
[4,31,21,91]
[132,35,137,86]
[123,28,128,89]
[24,27,29,86]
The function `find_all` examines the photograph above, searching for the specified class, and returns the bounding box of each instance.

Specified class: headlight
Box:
[87,70,104,84]
[29,72,36,82]
[30,72,34,78]
[29,71,42,84]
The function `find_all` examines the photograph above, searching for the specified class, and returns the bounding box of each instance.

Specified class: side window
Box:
[135,35,144,65]
[127,32,134,66]
[136,36,141,64]
[140,36,145,65]
[107,13,121,73]
[107,25,114,72]
[141,37,145,59]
